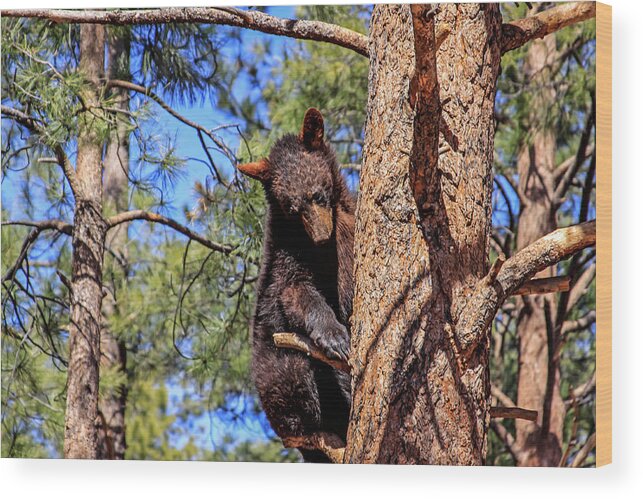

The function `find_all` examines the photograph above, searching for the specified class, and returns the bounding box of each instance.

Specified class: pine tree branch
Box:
[274,332,537,422]
[2,220,73,283]
[105,79,232,185]
[456,220,596,358]
[554,144,595,184]
[565,371,596,409]
[273,332,351,373]
[513,276,571,296]
[570,432,596,467]
[490,407,538,422]
[490,420,520,461]
[566,261,596,313]
[281,432,345,464]
[1,105,80,196]
[562,310,596,335]
[106,210,235,255]
[501,2,596,53]
[491,383,515,408]
[1,7,369,57]
[554,95,596,203]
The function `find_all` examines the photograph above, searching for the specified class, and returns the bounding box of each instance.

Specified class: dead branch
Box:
[2,7,368,57]
[570,432,596,467]
[273,332,350,373]
[491,383,515,408]
[566,262,596,314]
[2,220,73,283]
[490,420,519,461]
[1,105,79,196]
[554,143,595,184]
[554,96,596,203]
[501,2,596,53]
[566,371,596,409]
[276,332,531,422]
[106,210,235,255]
[490,407,538,422]
[562,310,596,335]
[512,276,571,296]
[485,254,506,285]
[457,220,596,357]
[282,432,345,464]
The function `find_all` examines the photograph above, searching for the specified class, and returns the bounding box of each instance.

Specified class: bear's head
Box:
[237,108,342,246]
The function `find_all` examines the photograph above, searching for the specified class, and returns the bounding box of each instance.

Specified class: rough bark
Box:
[64,24,107,459]
[345,4,502,465]
[97,31,130,460]
[512,31,566,468]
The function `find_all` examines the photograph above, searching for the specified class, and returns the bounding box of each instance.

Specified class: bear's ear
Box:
[300,108,325,150]
[237,158,270,182]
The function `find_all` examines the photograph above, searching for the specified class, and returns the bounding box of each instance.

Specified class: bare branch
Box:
[1,105,79,195]
[570,432,596,467]
[282,432,345,464]
[554,96,596,203]
[2,7,368,57]
[501,2,596,53]
[106,210,235,255]
[485,254,506,285]
[457,221,596,357]
[490,420,519,461]
[497,221,595,296]
[2,220,73,282]
[274,330,536,423]
[553,143,595,184]
[566,371,596,409]
[490,406,538,422]
[562,310,596,335]
[566,262,596,313]
[491,383,515,408]
[512,276,571,296]
[273,332,350,373]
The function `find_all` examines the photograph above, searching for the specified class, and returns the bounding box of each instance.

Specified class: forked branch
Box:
[1,105,79,196]
[501,2,596,53]
[2,220,73,283]
[457,220,596,358]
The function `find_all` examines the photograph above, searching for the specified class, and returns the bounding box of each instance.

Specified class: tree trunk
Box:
[513,32,565,467]
[63,23,107,459]
[97,31,130,460]
[345,3,502,464]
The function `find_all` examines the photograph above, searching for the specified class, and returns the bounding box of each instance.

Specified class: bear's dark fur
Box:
[237,109,354,463]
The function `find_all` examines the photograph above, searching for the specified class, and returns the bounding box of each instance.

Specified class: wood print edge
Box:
[595,0,612,468]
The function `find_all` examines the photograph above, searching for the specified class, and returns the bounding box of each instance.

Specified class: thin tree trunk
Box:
[513,31,565,467]
[97,31,130,460]
[64,24,107,459]
[345,3,502,464]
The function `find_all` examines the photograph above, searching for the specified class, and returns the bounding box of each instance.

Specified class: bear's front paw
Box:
[310,320,350,362]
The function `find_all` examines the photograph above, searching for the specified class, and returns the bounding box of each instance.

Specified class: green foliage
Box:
[489,13,597,466]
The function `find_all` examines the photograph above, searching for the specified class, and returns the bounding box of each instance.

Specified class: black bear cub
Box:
[237,108,354,463]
